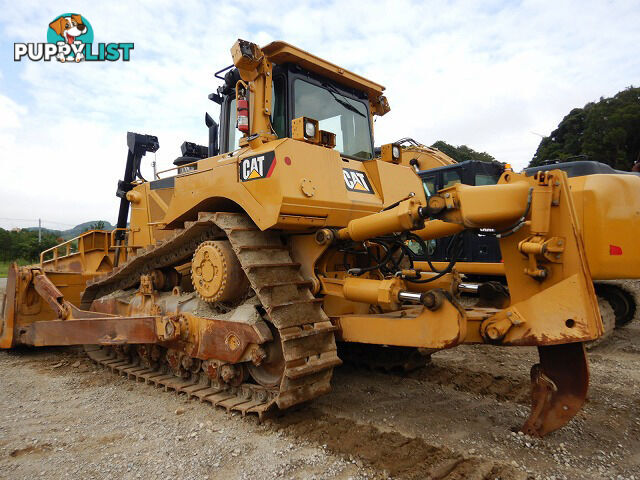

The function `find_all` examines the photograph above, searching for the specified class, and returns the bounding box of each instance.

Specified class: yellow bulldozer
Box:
[1,39,613,437]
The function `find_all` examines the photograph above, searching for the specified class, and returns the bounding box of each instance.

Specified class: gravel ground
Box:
[0,347,375,480]
[1,281,639,479]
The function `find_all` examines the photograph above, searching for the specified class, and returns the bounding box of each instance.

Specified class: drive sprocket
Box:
[191,240,249,302]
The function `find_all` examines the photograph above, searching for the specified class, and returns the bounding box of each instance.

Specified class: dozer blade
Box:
[17,316,163,347]
[0,262,18,348]
[521,342,589,437]
[1,266,178,349]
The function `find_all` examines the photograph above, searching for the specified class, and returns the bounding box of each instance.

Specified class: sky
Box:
[1,0,639,230]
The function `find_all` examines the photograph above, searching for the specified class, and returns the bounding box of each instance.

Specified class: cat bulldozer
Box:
[1,39,609,437]
[397,144,640,344]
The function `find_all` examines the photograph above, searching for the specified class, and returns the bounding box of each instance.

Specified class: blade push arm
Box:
[332,169,601,436]
[339,170,602,344]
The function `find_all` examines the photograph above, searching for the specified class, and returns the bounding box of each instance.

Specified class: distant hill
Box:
[24,220,115,240]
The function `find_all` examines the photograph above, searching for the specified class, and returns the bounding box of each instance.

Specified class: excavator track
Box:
[82,212,341,419]
[585,296,615,349]
[595,280,640,327]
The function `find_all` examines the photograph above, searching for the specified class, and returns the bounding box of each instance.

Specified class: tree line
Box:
[0,228,61,263]
[0,222,108,263]
[530,86,640,169]
[430,141,498,163]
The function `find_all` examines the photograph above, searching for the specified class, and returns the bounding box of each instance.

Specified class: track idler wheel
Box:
[521,342,589,437]
[191,240,249,302]
[220,363,248,387]
[151,268,180,291]
[248,326,284,388]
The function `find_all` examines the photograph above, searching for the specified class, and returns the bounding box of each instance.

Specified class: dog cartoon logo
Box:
[47,13,94,62]
[14,14,132,63]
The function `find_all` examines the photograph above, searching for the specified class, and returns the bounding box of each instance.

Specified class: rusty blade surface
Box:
[33,273,67,316]
[18,316,159,346]
[521,342,589,437]
[0,263,18,348]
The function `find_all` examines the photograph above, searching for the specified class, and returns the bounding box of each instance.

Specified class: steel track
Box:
[82,212,341,418]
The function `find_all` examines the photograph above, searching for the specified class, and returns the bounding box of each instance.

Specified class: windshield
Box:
[293,79,372,160]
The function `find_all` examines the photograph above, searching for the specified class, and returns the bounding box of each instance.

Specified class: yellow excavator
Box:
[1,39,611,437]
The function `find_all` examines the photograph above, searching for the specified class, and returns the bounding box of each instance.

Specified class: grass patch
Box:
[0,259,32,278]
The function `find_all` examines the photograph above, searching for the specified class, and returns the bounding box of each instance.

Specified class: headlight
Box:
[305,121,316,138]
[392,145,401,159]
[292,117,320,143]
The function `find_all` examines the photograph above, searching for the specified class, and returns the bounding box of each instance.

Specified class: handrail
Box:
[153,147,247,179]
[40,230,108,268]
[109,228,131,248]
[155,160,199,178]
[40,228,136,269]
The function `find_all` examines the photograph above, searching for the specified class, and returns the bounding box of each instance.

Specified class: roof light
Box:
[305,120,316,138]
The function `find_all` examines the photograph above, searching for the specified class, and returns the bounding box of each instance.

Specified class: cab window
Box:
[422,175,437,197]
[293,79,372,159]
[227,77,286,152]
[475,173,500,186]
[271,76,286,139]
[442,170,462,189]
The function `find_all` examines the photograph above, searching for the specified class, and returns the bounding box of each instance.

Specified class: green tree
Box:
[0,228,60,262]
[531,86,640,169]
[430,141,498,163]
[84,220,106,232]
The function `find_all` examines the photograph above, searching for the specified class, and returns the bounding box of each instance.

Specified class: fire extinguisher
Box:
[237,95,249,133]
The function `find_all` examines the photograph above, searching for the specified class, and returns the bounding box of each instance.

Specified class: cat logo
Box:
[342,168,374,194]
[239,151,276,182]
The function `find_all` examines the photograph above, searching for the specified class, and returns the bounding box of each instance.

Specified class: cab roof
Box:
[262,41,385,100]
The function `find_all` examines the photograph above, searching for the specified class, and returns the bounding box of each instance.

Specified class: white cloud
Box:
[0,0,639,228]
[0,93,26,129]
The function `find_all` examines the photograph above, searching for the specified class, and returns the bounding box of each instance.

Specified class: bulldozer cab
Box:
[217,64,374,160]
